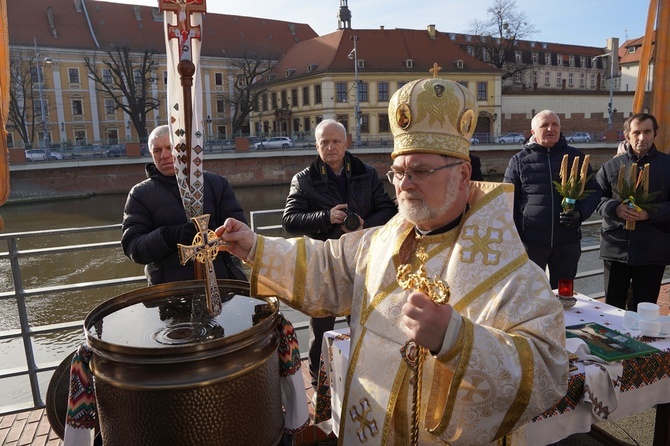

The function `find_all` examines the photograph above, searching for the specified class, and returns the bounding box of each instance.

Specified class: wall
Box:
[6,145,619,202]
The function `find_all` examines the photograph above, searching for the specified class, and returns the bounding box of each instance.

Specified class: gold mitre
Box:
[389,76,478,161]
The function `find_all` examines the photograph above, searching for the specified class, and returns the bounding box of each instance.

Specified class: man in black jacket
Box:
[503,110,600,289]
[122,125,247,285]
[596,113,670,309]
[282,119,396,389]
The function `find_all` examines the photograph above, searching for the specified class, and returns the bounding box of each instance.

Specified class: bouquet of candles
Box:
[553,154,593,211]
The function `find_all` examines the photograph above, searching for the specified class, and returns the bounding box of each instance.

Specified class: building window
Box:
[102,69,112,84]
[457,80,468,88]
[580,73,585,87]
[532,51,538,64]
[215,72,223,86]
[379,114,390,133]
[514,72,522,83]
[291,89,298,107]
[303,117,310,133]
[72,100,83,116]
[532,71,538,85]
[262,94,268,111]
[315,84,322,104]
[281,90,288,108]
[360,114,369,133]
[398,81,406,89]
[271,92,277,109]
[236,74,246,87]
[68,68,80,84]
[467,46,475,57]
[302,86,309,106]
[482,49,490,62]
[6,133,13,149]
[337,114,349,132]
[133,70,142,85]
[378,82,389,102]
[358,82,368,102]
[105,99,115,115]
[580,56,586,67]
[293,118,300,133]
[591,74,596,88]
[74,130,86,145]
[163,70,168,85]
[217,126,226,139]
[476,82,487,100]
[545,72,551,85]
[569,55,575,67]
[568,73,574,86]
[557,54,563,66]
[556,72,563,86]
[34,99,46,118]
[545,53,551,65]
[336,82,347,103]
[515,51,522,63]
[216,99,224,113]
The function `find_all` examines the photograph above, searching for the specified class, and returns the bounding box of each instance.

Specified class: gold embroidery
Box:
[340,326,366,440]
[494,335,534,440]
[249,235,265,298]
[293,237,307,308]
[416,80,458,128]
[459,226,502,265]
[349,398,379,442]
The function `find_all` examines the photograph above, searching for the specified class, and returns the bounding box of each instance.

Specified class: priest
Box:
[217,76,568,445]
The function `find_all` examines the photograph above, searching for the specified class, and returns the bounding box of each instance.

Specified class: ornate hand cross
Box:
[159,0,206,61]
[177,214,229,316]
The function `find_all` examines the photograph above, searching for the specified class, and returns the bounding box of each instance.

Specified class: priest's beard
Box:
[397,174,460,226]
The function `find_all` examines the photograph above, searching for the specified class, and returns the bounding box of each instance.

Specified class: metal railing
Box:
[1,213,664,416]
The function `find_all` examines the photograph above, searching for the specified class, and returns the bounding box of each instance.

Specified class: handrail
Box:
[0,213,664,416]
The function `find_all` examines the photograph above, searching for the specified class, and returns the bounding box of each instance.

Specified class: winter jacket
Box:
[596,143,670,265]
[282,152,397,241]
[503,135,601,247]
[122,163,248,285]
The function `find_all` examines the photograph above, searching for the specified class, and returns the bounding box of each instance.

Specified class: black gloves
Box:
[559,209,581,228]
[163,222,198,247]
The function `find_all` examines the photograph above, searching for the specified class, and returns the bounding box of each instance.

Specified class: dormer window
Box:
[455,59,464,69]
[405,59,413,68]
[307,63,318,72]
[286,68,296,77]
[357,59,365,69]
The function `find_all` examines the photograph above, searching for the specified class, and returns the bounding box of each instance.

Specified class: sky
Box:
[99,0,652,48]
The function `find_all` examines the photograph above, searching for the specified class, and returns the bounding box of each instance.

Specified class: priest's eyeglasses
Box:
[386,162,463,184]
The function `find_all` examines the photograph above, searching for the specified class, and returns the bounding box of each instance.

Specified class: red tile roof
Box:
[619,34,653,65]
[266,27,500,83]
[7,0,317,58]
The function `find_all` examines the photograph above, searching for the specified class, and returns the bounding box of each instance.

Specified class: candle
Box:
[560,155,568,188]
[578,155,590,195]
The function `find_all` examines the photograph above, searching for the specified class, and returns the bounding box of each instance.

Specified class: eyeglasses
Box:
[386,162,463,184]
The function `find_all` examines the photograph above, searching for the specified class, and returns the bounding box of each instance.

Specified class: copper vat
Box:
[84,280,283,446]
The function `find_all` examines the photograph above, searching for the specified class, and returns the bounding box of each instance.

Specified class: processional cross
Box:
[160,0,205,62]
[177,214,229,315]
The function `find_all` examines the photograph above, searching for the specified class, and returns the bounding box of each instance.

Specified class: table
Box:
[314,294,670,445]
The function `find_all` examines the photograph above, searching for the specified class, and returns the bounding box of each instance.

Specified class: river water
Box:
[0,183,607,410]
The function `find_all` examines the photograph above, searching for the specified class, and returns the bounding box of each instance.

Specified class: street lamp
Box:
[593,49,615,130]
[348,35,361,148]
[33,38,51,148]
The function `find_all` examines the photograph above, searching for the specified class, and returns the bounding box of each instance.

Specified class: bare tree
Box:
[469,0,537,80]
[224,49,278,135]
[7,51,40,148]
[84,45,160,142]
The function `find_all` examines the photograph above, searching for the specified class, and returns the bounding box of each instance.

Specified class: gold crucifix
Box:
[396,234,450,446]
[177,214,229,316]
[429,62,442,78]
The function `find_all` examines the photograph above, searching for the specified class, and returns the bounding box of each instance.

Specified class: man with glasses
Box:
[217,78,567,444]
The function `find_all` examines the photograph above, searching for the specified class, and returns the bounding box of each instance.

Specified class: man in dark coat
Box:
[596,113,670,310]
[122,125,247,285]
[282,119,397,389]
[503,110,601,289]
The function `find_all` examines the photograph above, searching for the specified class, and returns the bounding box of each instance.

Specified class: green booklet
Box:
[565,322,660,362]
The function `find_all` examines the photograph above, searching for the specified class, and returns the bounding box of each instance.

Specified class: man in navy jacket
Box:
[503,110,601,289]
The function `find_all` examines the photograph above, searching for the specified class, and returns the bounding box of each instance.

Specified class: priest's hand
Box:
[401,292,453,353]
[216,218,256,261]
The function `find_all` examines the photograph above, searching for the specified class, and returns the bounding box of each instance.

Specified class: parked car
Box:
[253,137,294,150]
[105,145,126,157]
[494,133,525,144]
[470,137,479,144]
[567,132,592,143]
[24,149,62,161]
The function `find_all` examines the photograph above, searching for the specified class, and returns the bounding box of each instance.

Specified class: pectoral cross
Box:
[177,214,229,316]
[396,234,450,446]
[159,0,206,61]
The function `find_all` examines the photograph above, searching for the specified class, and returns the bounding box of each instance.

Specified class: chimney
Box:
[427,24,436,40]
